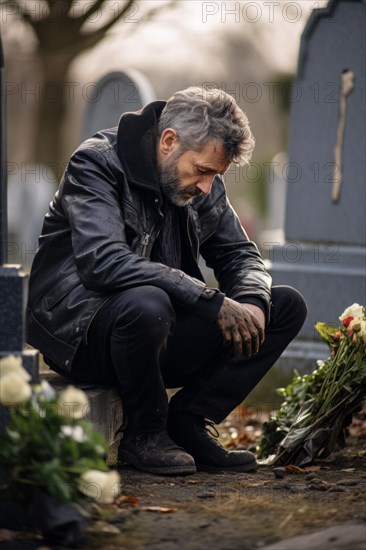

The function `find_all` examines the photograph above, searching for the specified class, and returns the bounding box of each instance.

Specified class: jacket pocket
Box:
[44,272,81,311]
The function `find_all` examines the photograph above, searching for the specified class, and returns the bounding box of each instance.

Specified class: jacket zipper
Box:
[140,232,151,256]
[141,200,164,257]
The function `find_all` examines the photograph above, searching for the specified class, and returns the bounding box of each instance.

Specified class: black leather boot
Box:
[118,429,197,475]
[168,410,257,473]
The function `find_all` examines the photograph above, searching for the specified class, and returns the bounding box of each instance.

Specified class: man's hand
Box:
[242,303,266,334]
[216,298,265,360]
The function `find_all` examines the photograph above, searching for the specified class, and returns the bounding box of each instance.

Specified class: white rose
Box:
[0,355,31,381]
[339,303,364,321]
[61,425,87,443]
[57,386,89,420]
[0,372,32,405]
[79,469,121,503]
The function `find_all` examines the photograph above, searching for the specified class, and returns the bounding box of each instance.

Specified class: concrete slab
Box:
[261,523,366,550]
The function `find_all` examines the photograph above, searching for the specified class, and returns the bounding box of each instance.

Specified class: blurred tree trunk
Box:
[36,51,73,176]
[2,0,176,177]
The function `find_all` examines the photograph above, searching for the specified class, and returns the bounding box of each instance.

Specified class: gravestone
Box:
[7,164,56,266]
[81,69,155,141]
[260,152,288,252]
[269,0,366,368]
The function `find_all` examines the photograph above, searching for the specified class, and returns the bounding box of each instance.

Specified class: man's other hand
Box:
[216,298,265,360]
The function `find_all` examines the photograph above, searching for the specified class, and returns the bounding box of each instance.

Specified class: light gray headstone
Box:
[7,164,55,266]
[269,0,366,369]
[81,69,155,141]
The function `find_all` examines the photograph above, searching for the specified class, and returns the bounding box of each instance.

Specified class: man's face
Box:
[158,136,230,207]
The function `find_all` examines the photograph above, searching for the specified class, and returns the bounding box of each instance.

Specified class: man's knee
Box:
[271,285,307,333]
[112,286,176,335]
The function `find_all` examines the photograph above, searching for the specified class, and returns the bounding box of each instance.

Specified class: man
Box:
[26,87,307,476]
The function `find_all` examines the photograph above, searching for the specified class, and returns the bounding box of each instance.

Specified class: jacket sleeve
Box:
[61,146,208,309]
[199,179,272,323]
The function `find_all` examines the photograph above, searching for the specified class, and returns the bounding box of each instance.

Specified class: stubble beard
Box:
[159,154,202,207]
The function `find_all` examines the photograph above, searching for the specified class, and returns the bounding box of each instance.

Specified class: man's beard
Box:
[159,153,202,207]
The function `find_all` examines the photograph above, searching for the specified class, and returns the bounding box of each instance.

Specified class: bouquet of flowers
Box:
[258,303,366,466]
[0,355,121,544]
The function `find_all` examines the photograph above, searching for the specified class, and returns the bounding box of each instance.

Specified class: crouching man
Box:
[27,87,307,475]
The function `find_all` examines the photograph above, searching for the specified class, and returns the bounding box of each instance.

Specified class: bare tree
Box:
[1,0,176,174]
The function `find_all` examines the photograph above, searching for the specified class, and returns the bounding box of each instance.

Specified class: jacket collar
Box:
[117,100,166,193]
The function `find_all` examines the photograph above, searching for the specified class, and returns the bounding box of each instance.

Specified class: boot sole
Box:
[196,461,258,473]
[118,449,197,476]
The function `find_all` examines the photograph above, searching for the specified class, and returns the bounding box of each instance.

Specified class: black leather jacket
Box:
[26,101,272,372]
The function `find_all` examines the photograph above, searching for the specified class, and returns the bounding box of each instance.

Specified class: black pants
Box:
[70,285,307,432]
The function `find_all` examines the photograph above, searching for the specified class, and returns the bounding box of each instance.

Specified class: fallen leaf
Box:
[341,468,355,472]
[116,495,140,505]
[185,479,201,484]
[286,464,307,474]
[140,506,177,513]
[303,465,321,472]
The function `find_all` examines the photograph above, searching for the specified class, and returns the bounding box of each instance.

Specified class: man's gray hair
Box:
[158,86,255,166]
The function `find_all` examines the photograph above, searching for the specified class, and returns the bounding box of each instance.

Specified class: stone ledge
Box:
[42,370,123,446]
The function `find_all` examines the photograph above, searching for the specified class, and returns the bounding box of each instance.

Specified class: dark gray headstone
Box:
[81,70,155,141]
[285,0,365,245]
[270,0,366,369]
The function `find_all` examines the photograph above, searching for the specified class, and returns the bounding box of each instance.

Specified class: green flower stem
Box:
[317,339,347,400]
[316,342,357,417]
[316,346,362,419]
[325,346,359,399]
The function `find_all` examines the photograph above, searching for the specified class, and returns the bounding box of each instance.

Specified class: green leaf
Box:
[315,322,338,345]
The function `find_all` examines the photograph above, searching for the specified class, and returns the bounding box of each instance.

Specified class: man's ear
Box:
[159,128,178,155]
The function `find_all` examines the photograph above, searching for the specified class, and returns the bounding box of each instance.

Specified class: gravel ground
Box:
[1,434,365,550]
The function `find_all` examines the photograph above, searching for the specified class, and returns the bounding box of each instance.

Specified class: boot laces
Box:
[199,419,225,451]
[204,419,220,439]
